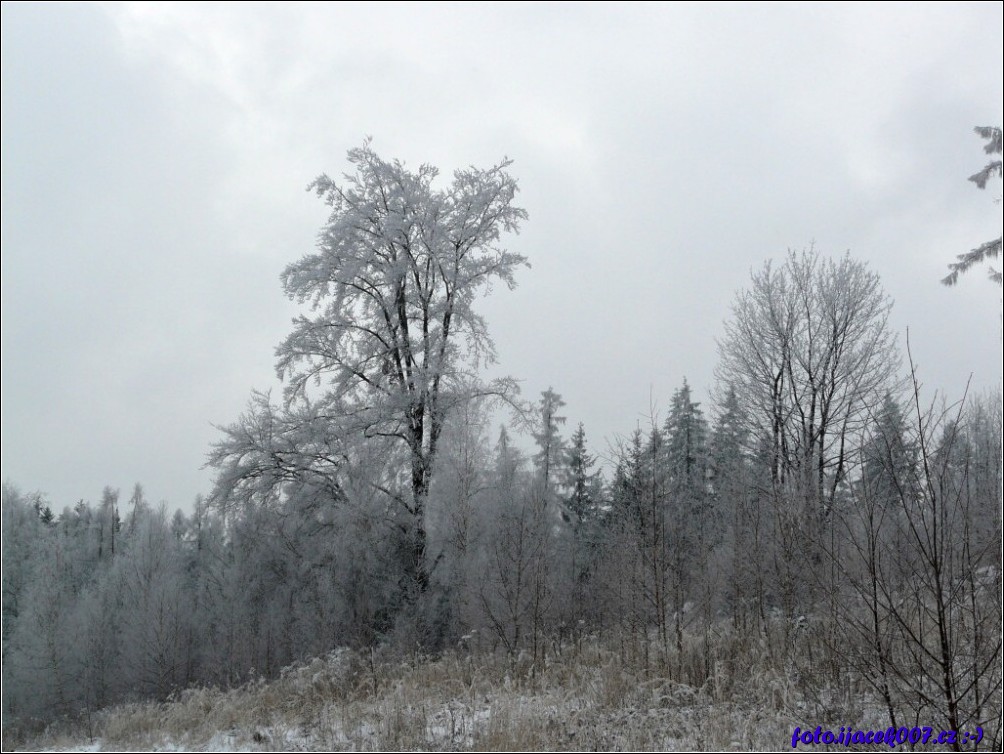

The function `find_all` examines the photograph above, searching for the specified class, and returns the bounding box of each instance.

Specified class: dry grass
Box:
[8,623,927,751]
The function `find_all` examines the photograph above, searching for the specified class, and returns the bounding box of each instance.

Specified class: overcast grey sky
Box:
[2,2,1001,510]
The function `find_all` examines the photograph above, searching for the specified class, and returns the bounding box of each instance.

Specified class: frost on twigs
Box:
[209,143,528,508]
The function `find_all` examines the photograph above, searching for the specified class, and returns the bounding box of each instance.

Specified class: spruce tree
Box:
[562,422,601,524]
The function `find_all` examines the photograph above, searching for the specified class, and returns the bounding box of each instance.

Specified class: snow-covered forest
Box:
[3,135,1001,750]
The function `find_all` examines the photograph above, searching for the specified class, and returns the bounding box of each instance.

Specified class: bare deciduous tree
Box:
[716,248,900,617]
[833,351,1002,749]
[717,248,899,510]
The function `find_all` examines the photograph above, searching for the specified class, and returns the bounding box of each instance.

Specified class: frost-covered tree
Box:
[716,249,899,515]
[716,249,900,620]
[480,426,552,662]
[2,486,48,657]
[2,485,56,720]
[610,430,644,524]
[709,386,760,629]
[532,388,566,493]
[664,379,708,494]
[210,143,528,612]
[860,393,916,509]
[549,422,604,636]
[663,379,711,657]
[837,371,1002,740]
[599,426,672,652]
[561,422,602,524]
[96,486,119,561]
[115,503,193,698]
[943,126,1002,286]
[425,398,521,643]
